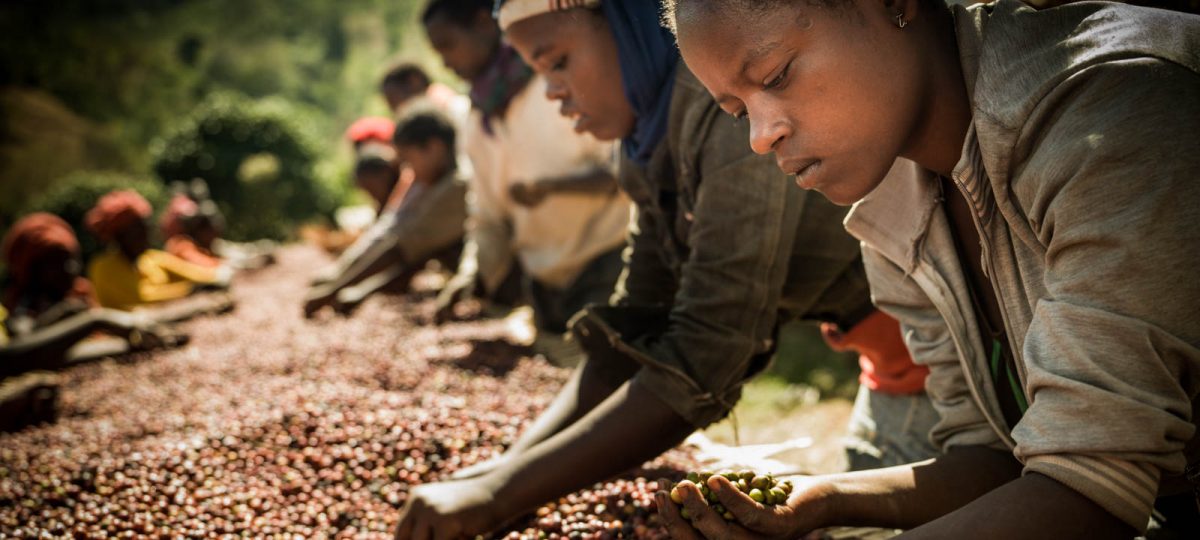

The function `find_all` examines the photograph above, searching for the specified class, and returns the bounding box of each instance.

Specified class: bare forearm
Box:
[481,379,694,523]
[540,168,618,196]
[0,311,114,375]
[502,356,639,456]
[324,237,406,294]
[819,446,1023,530]
[898,473,1135,539]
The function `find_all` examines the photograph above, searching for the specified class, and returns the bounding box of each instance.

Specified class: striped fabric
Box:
[496,0,601,30]
[1025,454,1160,530]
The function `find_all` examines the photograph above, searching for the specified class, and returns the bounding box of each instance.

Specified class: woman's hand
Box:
[393,477,506,540]
[657,475,834,540]
[508,182,549,207]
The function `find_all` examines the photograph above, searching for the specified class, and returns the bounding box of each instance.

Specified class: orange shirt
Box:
[821,310,929,395]
[165,236,223,269]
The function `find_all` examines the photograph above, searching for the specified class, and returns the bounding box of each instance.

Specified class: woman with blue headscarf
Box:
[393,1,935,537]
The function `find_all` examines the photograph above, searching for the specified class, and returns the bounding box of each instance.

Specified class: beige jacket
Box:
[459,75,630,291]
[848,0,1200,530]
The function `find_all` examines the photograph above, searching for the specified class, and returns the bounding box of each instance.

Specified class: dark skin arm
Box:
[395,375,695,539]
[304,235,406,317]
[333,264,409,313]
[508,167,618,207]
[450,352,640,479]
[659,446,1134,540]
[0,309,180,377]
[135,292,235,324]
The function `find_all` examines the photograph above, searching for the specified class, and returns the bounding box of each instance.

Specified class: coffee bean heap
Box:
[500,448,701,540]
[0,247,698,538]
[668,470,793,522]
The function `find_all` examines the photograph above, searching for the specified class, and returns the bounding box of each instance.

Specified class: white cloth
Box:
[460,75,629,291]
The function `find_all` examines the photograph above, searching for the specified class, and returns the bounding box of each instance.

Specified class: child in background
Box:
[381,63,471,121]
[1,212,182,374]
[87,190,229,311]
[303,108,468,316]
[161,194,226,269]
[421,0,630,362]
[2,213,97,327]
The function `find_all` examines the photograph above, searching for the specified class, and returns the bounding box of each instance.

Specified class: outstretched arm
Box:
[395,376,695,540]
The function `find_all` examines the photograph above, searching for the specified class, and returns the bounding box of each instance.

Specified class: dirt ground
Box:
[0,245,867,538]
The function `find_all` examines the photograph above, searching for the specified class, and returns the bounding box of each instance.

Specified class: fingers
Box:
[675,480,745,539]
[656,490,703,540]
[708,476,784,535]
[412,520,432,540]
[393,506,415,540]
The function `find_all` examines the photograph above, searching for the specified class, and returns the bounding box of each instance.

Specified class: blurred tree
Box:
[150,92,333,241]
[0,0,441,236]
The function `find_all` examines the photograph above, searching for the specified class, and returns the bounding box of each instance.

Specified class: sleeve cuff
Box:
[1024,454,1160,532]
[631,364,740,429]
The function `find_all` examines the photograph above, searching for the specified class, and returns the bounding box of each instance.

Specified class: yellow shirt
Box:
[0,305,9,346]
[88,248,219,311]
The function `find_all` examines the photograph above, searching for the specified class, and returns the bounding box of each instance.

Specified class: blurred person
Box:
[345,116,395,153]
[380,64,475,178]
[1,213,185,375]
[355,143,403,215]
[304,107,468,317]
[166,179,275,271]
[161,194,226,269]
[381,63,471,121]
[86,190,230,312]
[422,0,631,362]
[2,213,98,327]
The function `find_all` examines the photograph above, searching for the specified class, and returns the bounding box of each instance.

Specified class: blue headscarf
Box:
[600,0,678,166]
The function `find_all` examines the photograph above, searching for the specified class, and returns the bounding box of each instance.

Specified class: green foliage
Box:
[0,0,441,235]
[769,321,860,400]
[26,171,168,263]
[150,93,336,241]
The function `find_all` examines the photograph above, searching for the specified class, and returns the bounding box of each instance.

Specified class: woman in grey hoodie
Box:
[666,0,1200,538]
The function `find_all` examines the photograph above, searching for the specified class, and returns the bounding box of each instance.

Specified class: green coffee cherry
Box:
[669,486,684,505]
[670,469,790,526]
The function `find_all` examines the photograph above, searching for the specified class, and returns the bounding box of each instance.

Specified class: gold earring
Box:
[895,12,908,28]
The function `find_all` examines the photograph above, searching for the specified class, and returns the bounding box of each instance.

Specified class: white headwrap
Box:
[496,0,601,30]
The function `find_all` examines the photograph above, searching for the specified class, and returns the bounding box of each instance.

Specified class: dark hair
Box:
[381,63,431,91]
[421,0,493,27]
[392,108,457,159]
[355,154,395,178]
[661,0,796,35]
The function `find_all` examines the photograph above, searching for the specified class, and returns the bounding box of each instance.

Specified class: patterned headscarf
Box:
[468,43,534,135]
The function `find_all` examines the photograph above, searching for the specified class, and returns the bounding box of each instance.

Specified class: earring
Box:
[895,12,908,28]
